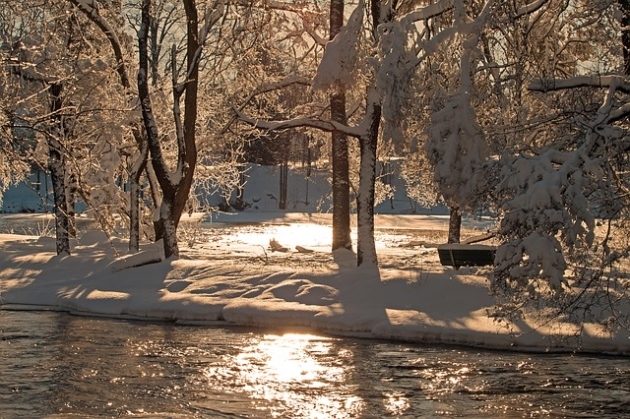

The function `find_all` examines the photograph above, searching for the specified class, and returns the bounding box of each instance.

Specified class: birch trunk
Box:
[48,82,71,255]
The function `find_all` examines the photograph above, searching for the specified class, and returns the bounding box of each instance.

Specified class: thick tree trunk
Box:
[356,98,381,267]
[330,0,352,251]
[331,94,352,250]
[448,206,462,244]
[153,203,178,256]
[48,82,71,256]
[49,146,70,255]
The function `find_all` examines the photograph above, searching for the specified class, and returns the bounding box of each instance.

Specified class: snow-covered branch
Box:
[242,76,312,108]
[400,0,455,24]
[515,0,551,18]
[312,0,364,93]
[233,107,365,138]
[528,75,630,94]
[226,0,322,19]
[67,0,131,89]
[221,75,311,135]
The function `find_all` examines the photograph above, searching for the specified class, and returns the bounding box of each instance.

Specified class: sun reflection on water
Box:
[203,332,364,418]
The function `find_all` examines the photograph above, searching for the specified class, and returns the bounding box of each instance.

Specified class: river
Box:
[1,310,629,418]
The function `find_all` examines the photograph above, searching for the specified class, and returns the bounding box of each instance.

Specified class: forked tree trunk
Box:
[138,0,201,258]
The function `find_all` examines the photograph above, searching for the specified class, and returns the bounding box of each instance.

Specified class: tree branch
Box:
[67,0,131,89]
[515,0,551,18]
[220,75,311,134]
[233,107,365,138]
[528,75,630,94]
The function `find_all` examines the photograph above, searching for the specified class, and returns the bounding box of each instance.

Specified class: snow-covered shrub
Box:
[493,123,621,298]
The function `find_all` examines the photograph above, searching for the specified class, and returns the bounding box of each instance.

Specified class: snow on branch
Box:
[312,0,364,92]
[221,76,311,135]
[228,0,316,14]
[400,0,455,24]
[528,75,630,94]
[67,0,131,89]
[242,76,312,107]
[515,0,550,18]
[232,107,365,138]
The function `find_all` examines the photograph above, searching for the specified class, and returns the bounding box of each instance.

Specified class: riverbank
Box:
[1,212,629,355]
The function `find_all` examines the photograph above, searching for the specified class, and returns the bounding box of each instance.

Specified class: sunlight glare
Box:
[203,332,364,418]
[274,223,332,248]
[383,391,410,415]
[234,223,333,249]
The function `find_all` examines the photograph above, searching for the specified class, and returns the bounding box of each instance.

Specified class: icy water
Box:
[1,311,629,418]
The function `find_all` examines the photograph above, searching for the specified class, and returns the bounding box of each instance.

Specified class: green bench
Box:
[438,244,496,269]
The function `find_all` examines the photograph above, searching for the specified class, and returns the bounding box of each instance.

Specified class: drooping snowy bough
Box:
[492,73,630,331]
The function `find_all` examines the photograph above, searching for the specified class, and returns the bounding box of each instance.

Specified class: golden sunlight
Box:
[204,332,365,418]
[269,224,333,249]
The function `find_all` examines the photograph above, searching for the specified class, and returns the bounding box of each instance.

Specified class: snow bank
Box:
[1,218,629,355]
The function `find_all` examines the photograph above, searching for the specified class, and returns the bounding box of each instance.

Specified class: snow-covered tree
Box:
[1,0,129,254]
[477,1,630,331]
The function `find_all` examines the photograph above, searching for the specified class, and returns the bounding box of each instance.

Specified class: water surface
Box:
[1,310,629,418]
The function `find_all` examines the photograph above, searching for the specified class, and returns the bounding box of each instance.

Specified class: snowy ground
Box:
[1,211,629,355]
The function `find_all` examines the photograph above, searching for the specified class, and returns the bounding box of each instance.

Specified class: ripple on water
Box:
[2,311,630,418]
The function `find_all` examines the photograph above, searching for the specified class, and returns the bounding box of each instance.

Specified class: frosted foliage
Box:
[377,20,415,144]
[373,179,394,207]
[495,232,568,294]
[311,1,364,92]
[82,139,122,211]
[425,92,487,210]
[495,147,599,292]
[0,153,26,204]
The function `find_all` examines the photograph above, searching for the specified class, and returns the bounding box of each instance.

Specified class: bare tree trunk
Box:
[279,159,288,210]
[48,82,71,255]
[448,206,462,244]
[233,169,246,210]
[355,0,389,267]
[356,95,381,267]
[138,0,201,258]
[66,171,77,238]
[330,0,352,251]
[129,139,148,252]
